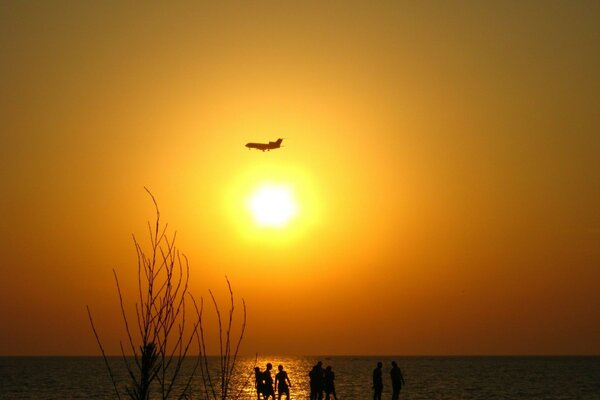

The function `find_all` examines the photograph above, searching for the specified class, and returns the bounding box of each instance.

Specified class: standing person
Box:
[275,364,292,400]
[323,366,338,400]
[254,366,265,400]
[373,362,383,400]
[309,361,324,400]
[263,363,276,400]
[316,361,325,400]
[390,361,405,400]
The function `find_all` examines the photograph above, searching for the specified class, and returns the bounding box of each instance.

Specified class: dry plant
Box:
[192,279,252,400]
[87,189,200,400]
[87,189,251,400]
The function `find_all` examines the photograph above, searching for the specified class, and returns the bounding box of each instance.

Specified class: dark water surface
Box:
[1,356,599,399]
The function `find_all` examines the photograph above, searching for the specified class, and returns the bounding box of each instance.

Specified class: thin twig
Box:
[86,306,122,400]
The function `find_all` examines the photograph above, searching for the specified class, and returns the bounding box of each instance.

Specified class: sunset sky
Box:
[1,1,599,356]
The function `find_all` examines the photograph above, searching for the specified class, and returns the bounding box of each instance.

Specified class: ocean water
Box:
[0,356,599,399]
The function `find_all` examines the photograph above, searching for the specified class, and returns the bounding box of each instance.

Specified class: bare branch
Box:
[86,306,122,400]
[113,269,139,369]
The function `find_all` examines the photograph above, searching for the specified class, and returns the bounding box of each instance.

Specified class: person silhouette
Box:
[309,363,318,400]
[275,364,292,400]
[323,365,338,400]
[316,361,325,400]
[373,362,383,400]
[254,366,265,399]
[309,361,324,400]
[263,363,276,400]
[390,361,405,400]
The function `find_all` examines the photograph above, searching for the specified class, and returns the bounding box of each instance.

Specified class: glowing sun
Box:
[248,184,298,227]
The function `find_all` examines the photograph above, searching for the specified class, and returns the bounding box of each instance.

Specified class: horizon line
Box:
[1,354,598,358]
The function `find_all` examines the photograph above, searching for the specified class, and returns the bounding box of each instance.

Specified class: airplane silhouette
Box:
[245,138,284,151]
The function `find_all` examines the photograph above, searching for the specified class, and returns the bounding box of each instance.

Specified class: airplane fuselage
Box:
[245,138,283,151]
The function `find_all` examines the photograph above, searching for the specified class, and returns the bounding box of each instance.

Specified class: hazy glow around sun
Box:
[248,184,298,227]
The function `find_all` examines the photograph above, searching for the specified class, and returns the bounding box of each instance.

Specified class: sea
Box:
[0,356,599,399]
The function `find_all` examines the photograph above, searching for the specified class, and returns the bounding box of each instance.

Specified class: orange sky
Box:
[1,1,599,356]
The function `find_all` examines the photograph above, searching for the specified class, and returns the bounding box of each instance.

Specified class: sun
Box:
[247,183,298,227]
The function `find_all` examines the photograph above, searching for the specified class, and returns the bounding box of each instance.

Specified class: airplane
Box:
[245,138,284,151]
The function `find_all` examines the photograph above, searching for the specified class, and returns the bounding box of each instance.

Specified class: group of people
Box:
[308,361,337,400]
[254,360,405,400]
[373,361,405,400]
[254,363,292,400]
